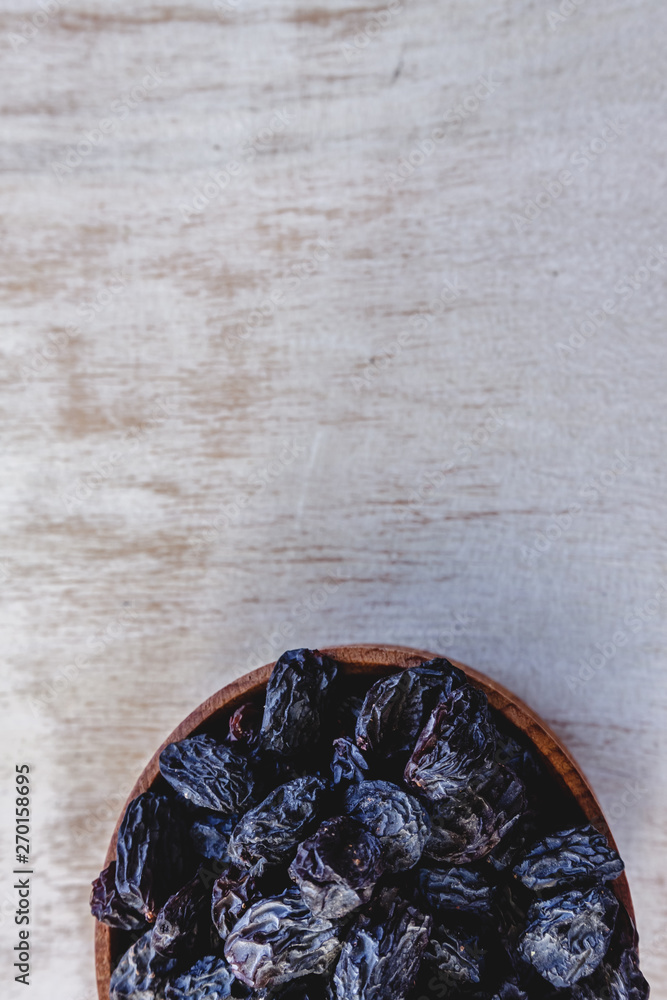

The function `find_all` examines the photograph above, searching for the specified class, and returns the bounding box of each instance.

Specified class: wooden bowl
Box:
[94,643,634,999]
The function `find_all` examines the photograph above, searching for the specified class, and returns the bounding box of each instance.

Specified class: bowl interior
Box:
[94,644,634,999]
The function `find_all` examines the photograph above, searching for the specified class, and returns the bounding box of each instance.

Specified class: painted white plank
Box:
[1,0,665,996]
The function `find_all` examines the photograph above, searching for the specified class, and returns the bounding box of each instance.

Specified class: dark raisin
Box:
[211,859,285,941]
[345,779,429,872]
[417,921,487,994]
[90,861,148,931]
[110,929,177,1000]
[165,954,235,999]
[332,887,431,1000]
[355,659,465,767]
[570,945,650,1000]
[160,736,259,815]
[260,649,339,758]
[517,885,619,988]
[115,792,189,922]
[289,815,383,919]
[513,824,624,893]
[490,979,530,1000]
[404,684,497,799]
[190,813,238,862]
[425,765,526,864]
[224,889,341,990]
[331,738,369,788]
[417,863,496,920]
[228,776,328,867]
[485,809,542,874]
[152,874,211,959]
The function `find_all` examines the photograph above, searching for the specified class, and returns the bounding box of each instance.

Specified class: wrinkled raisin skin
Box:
[289,815,382,919]
[345,779,429,872]
[224,890,341,990]
[355,659,466,767]
[514,823,624,893]
[228,776,328,867]
[160,735,259,815]
[260,648,339,759]
[405,684,497,799]
[164,954,235,1000]
[90,861,148,932]
[115,792,189,923]
[333,888,431,1000]
[517,885,619,988]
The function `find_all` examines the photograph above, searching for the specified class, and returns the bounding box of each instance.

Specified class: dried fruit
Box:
[418,922,486,993]
[160,736,259,815]
[345,780,429,872]
[571,946,650,1000]
[228,776,328,867]
[289,815,382,919]
[211,860,283,941]
[425,765,525,864]
[513,824,624,893]
[224,890,341,989]
[228,702,263,745]
[404,684,497,799]
[490,979,530,1000]
[517,885,619,988]
[417,863,495,919]
[485,809,542,873]
[92,652,648,1000]
[110,930,176,1000]
[355,659,465,765]
[190,813,237,861]
[331,738,369,788]
[152,875,211,959]
[90,861,148,931]
[332,888,431,1000]
[165,955,235,999]
[273,978,335,1000]
[115,792,189,921]
[260,648,338,758]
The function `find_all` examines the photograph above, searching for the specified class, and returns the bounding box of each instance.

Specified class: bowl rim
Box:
[94,643,635,998]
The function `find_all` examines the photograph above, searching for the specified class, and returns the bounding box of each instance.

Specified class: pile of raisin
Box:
[91,648,650,1000]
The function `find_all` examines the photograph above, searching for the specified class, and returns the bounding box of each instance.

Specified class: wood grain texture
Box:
[93,645,636,1000]
[1,0,666,997]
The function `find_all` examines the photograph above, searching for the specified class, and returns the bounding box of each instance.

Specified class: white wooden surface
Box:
[1,0,666,996]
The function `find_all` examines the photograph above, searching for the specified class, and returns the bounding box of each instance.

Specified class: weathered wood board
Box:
[1,0,665,996]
